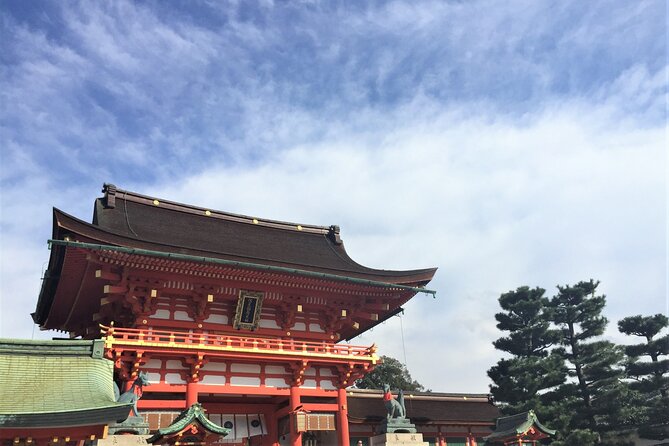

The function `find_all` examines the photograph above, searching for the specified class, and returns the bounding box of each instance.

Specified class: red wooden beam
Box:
[138,399,186,409]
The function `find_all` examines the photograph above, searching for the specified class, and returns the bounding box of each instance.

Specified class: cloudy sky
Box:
[1,0,666,392]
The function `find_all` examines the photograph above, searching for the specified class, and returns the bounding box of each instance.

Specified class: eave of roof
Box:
[346,389,499,425]
[347,388,492,401]
[49,239,437,296]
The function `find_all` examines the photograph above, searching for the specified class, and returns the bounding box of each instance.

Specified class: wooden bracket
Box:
[289,360,309,386]
[184,354,207,383]
[276,301,297,332]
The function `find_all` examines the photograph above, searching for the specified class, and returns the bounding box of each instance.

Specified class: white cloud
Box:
[0,0,665,393]
[138,101,664,391]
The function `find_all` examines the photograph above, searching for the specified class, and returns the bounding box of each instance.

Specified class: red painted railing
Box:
[101,324,378,361]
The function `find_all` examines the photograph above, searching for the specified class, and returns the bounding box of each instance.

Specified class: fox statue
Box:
[382,383,406,420]
[114,371,151,418]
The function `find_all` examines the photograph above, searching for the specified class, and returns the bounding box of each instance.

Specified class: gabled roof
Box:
[484,410,556,441]
[0,339,132,428]
[147,403,229,443]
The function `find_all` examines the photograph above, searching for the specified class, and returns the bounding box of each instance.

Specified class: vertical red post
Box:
[264,411,279,446]
[289,385,302,446]
[337,387,350,446]
[186,380,198,406]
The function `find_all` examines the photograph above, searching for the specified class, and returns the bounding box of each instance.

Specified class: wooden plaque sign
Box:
[233,290,264,330]
[295,413,335,432]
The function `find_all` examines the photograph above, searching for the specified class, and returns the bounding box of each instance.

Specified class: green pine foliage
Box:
[618,314,669,440]
[487,286,566,416]
[548,280,627,443]
[489,280,651,445]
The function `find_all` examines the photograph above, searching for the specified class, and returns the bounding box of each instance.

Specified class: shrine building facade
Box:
[31,184,446,446]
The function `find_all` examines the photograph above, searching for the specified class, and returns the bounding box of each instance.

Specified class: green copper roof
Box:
[0,338,132,428]
[485,410,556,441]
[147,403,230,443]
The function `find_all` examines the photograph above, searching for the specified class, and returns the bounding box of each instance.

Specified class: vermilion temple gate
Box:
[33,184,437,446]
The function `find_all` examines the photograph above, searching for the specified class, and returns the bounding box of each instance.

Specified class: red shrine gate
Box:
[33,184,437,446]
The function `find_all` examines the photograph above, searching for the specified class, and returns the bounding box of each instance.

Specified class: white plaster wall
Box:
[200,374,227,385]
[230,376,261,386]
[204,313,228,324]
[152,309,171,319]
[230,363,261,373]
[173,310,192,321]
[164,372,186,384]
[265,377,289,388]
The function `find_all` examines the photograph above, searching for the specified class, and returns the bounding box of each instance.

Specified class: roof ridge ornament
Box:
[328,225,342,245]
[102,183,117,209]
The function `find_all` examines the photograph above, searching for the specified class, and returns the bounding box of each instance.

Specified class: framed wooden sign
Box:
[233,290,264,330]
[295,413,335,432]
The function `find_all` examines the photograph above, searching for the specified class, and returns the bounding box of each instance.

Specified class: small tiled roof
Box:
[347,389,499,425]
[0,339,132,428]
[147,403,230,443]
[484,410,556,441]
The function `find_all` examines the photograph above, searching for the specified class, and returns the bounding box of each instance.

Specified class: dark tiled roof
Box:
[347,389,499,425]
[32,184,436,331]
[485,410,556,441]
[0,339,132,428]
[64,184,437,284]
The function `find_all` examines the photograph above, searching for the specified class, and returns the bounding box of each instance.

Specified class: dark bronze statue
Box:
[114,371,150,417]
[381,383,417,434]
[383,383,406,420]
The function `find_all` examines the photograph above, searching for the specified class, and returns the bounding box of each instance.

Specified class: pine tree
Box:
[618,314,669,440]
[548,280,626,443]
[487,286,566,416]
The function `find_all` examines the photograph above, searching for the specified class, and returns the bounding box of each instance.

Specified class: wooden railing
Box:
[100,324,378,362]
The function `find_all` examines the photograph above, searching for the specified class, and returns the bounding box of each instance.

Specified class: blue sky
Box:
[1,0,666,392]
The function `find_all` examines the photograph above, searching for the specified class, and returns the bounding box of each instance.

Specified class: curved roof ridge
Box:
[54,207,436,282]
[102,183,333,235]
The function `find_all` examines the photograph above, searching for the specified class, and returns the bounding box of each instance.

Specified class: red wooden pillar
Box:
[289,385,302,446]
[337,387,350,446]
[264,411,279,446]
[186,380,198,406]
